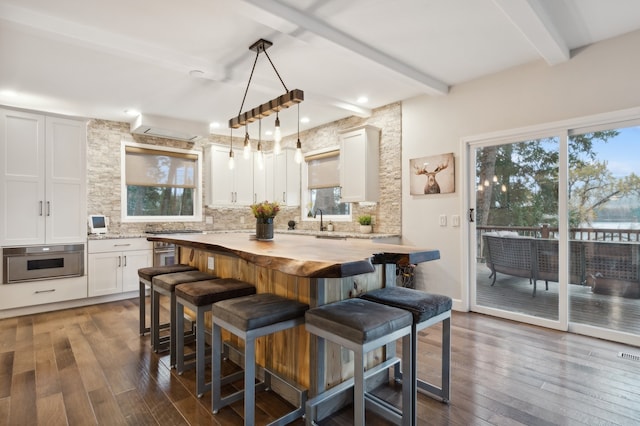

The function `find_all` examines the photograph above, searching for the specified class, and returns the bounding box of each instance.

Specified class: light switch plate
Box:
[439,214,447,227]
[452,215,460,227]
[207,257,214,270]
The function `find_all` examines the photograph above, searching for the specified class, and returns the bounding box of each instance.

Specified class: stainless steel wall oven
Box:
[2,244,84,284]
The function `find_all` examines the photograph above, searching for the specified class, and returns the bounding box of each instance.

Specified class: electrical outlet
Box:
[439,214,447,227]
[452,215,460,227]
[205,215,213,224]
[207,256,214,270]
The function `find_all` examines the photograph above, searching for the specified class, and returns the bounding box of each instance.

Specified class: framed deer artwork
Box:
[409,152,455,195]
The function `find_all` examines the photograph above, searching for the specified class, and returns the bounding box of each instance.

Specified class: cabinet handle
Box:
[113,244,131,247]
[283,192,286,203]
[35,289,56,294]
[118,256,122,267]
[39,201,43,216]
[254,193,257,204]
[123,256,127,267]
[47,201,51,216]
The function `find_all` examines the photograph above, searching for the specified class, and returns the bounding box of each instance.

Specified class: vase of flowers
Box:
[251,201,280,241]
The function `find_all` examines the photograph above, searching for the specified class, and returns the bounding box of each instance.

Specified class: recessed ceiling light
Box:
[0,89,17,97]
[210,122,221,129]
[189,70,205,78]
[357,96,368,104]
[265,130,273,136]
[300,117,310,124]
[124,109,140,116]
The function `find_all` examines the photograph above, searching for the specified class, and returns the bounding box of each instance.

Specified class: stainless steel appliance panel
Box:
[3,244,84,283]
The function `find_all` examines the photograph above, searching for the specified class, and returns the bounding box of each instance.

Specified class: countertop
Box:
[88,229,400,241]
[146,232,439,278]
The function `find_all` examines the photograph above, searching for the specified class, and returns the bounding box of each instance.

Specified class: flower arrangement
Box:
[357,214,372,225]
[251,201,280,220]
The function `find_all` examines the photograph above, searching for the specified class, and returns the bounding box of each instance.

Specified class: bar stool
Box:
[137,265,197,337]
[152,270,217,367]
[175,278,256,397]
[360,287,452,425]
[305,298,413,426]
[211,293,309,426]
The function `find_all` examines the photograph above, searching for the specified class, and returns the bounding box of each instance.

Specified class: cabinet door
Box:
[253,152,266,204]
[340,126,379,202]
[208,145,235,205]
[274,149,300,206]
[233,148,254,206]
[88,252,123,297]
[45,117,87,243]
[122,249,152,292]
[0,109,46,246]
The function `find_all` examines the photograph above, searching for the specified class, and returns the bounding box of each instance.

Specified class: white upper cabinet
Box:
[205,144,254,206]
[253,152,273,204]
[339,125,380,203]
[273,148,300,206]
[0,109,87,246]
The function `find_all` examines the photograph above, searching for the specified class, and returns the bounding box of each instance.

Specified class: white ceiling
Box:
[1,0,640,139]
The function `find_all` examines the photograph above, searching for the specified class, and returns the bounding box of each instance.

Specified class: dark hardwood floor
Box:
[1,297,639,425]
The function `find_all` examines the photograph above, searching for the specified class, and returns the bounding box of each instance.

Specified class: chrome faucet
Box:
[314,209,326,231]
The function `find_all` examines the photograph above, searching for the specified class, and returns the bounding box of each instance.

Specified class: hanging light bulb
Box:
[243,125,251,159]
[273,110,282,155]
[256,119,264,170]
[228,128,235,170]
[294,104,303,164]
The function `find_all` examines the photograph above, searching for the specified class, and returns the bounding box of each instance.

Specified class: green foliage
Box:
[475,128,640,228]
[250,201,280,219]
[358,215,372,225]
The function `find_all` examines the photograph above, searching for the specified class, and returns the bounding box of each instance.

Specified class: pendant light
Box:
[228,39,304,159]
[294,104,303,164]
[243,124,251,159]
[273,109,282,155]
[256,119,264,170]
[228,128,235,170]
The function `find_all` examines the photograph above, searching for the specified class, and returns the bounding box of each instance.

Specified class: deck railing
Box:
[477,225,640,242]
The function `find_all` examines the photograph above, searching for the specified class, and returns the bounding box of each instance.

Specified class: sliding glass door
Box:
[471,135,561,326]
[468,119,640,344]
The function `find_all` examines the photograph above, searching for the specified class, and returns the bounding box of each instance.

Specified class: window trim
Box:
[121,141,202,223]
[301,145,352,222]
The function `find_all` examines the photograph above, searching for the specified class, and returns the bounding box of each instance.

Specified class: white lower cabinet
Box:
[0,276,87,311]
[88,238,152,297]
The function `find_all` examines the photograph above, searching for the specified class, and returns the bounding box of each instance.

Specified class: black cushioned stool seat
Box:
[151,270,217,367]
[174,278,256,397]
[211,293,309,426]
[137,264,197,337]
[360,287,452,425]
[305,298,413,426]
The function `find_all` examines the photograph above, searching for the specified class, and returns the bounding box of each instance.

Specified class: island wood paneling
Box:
[178,245,386,393]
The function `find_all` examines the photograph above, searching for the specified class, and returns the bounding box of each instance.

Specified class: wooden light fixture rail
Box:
[228,89,304,129]
[228,38,304,129]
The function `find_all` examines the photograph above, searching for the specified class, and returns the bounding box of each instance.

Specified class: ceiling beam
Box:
[492,0,570,65]
[238,0,449,96]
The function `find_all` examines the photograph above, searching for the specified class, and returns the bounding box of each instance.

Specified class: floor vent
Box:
[618,352,640,362]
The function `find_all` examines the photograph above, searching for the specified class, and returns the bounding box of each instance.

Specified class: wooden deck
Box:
[476,262,640,335]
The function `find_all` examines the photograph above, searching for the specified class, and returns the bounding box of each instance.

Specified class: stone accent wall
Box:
[86,102,401,235]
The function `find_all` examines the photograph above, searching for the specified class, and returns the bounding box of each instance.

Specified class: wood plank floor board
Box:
[114,388,158,426]
[0,351,15,399]
[36,392,68,426]
[9,369,37,425]
[88,386,129,425]
[34,347,62,398]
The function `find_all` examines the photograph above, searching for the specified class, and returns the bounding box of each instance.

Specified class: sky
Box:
[595,125,640,178]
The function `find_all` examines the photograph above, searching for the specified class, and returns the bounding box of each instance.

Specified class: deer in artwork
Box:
[414,158,449,194]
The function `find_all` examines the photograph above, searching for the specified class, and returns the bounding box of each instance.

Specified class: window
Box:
[122,143,202,222]
[303,148,350,220]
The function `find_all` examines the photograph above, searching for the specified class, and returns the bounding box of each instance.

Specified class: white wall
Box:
[402,29,640,307]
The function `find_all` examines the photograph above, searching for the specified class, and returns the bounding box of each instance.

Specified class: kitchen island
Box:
[146,232,439,417]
